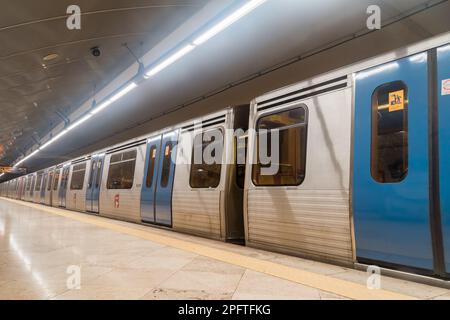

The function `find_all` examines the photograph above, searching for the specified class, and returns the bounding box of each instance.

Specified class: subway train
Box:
[2,32,450,279]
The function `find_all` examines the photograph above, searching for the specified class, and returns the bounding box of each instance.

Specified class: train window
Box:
[47,172,53,191]
[371,81,408,183]
[160,142,173,188]
[70,163,86,190]
[107,149,137,189]
[26,177,31,191]
[35,174,43,191]
[110,154,122,163]
[146,146,157,188]
[252,106,308,186]
[53,170,60,190]
[190,129,223,189]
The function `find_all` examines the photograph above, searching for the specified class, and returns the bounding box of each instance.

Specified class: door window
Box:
[371,81,409,183]
[146,146,157,188]
[160,142,173,188]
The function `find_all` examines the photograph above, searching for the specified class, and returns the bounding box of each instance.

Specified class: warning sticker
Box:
[389,90,405,112]
[442,79,450,96]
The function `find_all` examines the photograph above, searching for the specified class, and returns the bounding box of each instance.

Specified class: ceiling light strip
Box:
[10,0,268,168]
[91,82,137,115]
[13,82,137,166]
[14,149,40,167]
[145,44,195,78]
[193,0,267,46]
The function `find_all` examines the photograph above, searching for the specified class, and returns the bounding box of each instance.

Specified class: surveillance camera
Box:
[90,46,101,57]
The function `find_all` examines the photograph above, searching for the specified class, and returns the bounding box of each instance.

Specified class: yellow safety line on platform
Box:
[1,197,415,300]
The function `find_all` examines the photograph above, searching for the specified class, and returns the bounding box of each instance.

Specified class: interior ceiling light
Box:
[11,0,268,168]
[43,53,59,61]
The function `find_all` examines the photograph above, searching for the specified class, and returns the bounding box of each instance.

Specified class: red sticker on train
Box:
[442,79,450,96]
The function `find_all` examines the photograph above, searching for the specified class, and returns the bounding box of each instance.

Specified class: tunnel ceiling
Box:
[0,0,209,166]
[1,0,450,179]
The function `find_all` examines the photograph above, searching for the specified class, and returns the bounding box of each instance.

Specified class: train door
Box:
[353,52,435,272]
[155,131,178,226]
[59,166,70,207]
[140,130,179,226]
[86,154,105,213]
[438,44,450,274]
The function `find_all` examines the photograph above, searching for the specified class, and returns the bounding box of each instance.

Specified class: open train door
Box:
[353,52,439,274]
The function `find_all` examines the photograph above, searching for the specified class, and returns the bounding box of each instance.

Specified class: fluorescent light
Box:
[39,130,68,151]
[193,0,267,46]
[7,1,266,170]
[66,114,93,131]
[0,173,4,177]
[145,45,196,78]
[90,100,112,115]
[108,82,137,103]
[11,82,137,166]
[91,82,137,115]
[144,1,267,77]
[14,149,40,167]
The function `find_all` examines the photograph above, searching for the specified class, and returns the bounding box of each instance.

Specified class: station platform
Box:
[0,197,449,300]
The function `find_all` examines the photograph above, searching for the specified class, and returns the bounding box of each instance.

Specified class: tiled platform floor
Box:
[0,198,449,300]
